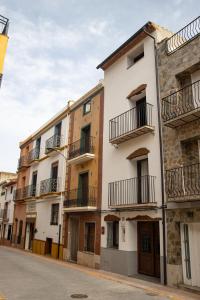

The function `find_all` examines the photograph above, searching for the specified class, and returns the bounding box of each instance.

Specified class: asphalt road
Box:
[0,246,184,300]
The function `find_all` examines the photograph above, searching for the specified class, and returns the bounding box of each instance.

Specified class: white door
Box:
[181,223,200,287]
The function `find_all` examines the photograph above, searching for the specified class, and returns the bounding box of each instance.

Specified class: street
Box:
[0,246,198,300]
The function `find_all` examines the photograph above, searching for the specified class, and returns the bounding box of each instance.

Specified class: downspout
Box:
[143,28,167,285]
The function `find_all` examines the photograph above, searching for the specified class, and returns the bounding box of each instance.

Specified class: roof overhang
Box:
[97,21,157,71]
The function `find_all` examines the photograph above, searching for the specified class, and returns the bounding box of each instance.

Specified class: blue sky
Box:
[0,0,198,172]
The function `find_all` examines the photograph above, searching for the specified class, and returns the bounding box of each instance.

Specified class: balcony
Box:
[162,80,200,128]
[28,147,40,164]
[45,134,62,154]
[108,175,156,208]
[109,103,154,145]
[63,186,97,211]
[166,16,200,54]
[166,163,200,202]
[18,155,30,170]
[68,137,95,165]
[40,178,60,197]
[14,185,37,201]
[0,15,9,35]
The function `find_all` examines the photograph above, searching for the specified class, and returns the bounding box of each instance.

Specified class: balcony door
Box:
[78,172,89,206]
[51,163,58,192]
[54,122,61,147]
[31,171,37,196]
[81,125,90,154]
[137,159,149,204]
[136,97,147,128]
[35,137,41,157]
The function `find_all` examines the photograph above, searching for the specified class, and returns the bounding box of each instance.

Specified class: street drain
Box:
[70,294,88,299]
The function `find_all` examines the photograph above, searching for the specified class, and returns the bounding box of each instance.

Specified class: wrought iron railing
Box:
[45,134,62,154]
[166,163,200,199]
[0,15,9,35]
[28,147,40,162]
[68,137,95,160]
[63,186,97,208]
[109,103,153,142]
[108,175,156,207]
[40,178,60,195]
[18,155,29,169]
[14,184,38,200]
[162,80,200,123]
[166,16,200,54]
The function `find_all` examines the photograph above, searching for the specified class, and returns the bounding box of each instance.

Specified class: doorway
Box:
[51,162,58,192]
[45,238,52,255]
[78,172,89,206]
[70,217,79,262]
[25,222,35,251]
[81,125,91,154]
[137,159,149,204]
[136,97,147,128]
[138,221,160,278]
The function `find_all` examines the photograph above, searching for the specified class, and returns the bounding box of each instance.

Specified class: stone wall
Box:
[158,34,200,286]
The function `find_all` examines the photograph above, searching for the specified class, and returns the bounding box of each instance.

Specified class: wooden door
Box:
[70,218,79,261]
[45,238,52,255]
[138,222,160,277]
[137,159,149,204]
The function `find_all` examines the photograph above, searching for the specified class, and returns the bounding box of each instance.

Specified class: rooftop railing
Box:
[0,15,9,35]
[162,80,200,123]
[166,16,200,54]
[166,163,200,200]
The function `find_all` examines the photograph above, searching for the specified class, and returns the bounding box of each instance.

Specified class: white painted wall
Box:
[5,183,16,224]
[28,114,69,242]
[101,31,165,253]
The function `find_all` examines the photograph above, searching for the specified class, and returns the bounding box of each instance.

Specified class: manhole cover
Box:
[70,294,88,299]
[146,292,158,297]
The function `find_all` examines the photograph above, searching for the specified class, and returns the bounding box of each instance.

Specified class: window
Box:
[107,221,119,248]
[50,204,59,225]
[85,222,95,252]
[83,100,91,115]
[127,44,144,69]
[10,186,13,194]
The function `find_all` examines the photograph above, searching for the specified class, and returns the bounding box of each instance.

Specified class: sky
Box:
[0,0,198,172]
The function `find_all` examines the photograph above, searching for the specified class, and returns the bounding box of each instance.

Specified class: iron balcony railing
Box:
[18,155,29,169]
[45,134,62,154]
[166,163,200,199]
[28,147,40,162]
[162,80,200,123]
[109,103,153,142]
[40,177,60,195]
[108,175,156,207]
[166,16,200,54]
[68,137,95,160]
[14,185,38,200]
[0,15,9,35]
[63,186,97,208]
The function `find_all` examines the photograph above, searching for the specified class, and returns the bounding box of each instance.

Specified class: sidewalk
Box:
[1,246,199,300]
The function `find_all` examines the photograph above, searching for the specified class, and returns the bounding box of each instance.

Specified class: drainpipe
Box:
[143,28,167,285]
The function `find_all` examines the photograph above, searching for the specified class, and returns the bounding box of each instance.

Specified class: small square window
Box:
[127,45,144,69]
[83,100,91,115]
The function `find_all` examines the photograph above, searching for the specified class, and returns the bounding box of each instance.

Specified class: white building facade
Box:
[97,22,171,282]
[21,103,71,258]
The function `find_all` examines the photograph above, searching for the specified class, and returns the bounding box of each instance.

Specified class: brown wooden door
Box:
[45,238,52,255]
[70,218,79,261]
[138,221,160,277]
[79,172,89,206]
